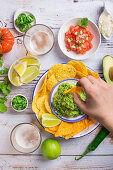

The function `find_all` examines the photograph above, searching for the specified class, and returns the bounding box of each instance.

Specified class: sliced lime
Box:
[14,62,27,76]
[19,58,40,66]
[10,67,22,86]
[20,66,40,83]
[41,113,61,127]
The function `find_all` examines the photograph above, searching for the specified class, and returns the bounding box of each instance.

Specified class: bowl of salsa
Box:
[58,18,101,60]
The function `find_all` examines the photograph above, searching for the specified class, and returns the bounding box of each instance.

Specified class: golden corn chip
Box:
[64,86,83,95]
[47,74,58,92]
[47,125,59,132]
[75,71,87,79]
[36,95,47,113]
[38,75,48,97]
[67,60,88,76]
[32,101,39,115]
[47,64,63,78]
[45,95,53,114]
[55,121,74,137]
[38,109,47,120]
[55,64,76,82]
[87,69,99,79]
[45,128,56,134]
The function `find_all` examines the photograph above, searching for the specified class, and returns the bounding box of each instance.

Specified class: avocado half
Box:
[103,55,113,85]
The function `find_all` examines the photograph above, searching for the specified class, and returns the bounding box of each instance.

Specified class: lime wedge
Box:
[42,113,61,127]
[19,58,40,66]
[10,67,22,86]
[14,62,27,76]
[20,66,40,83]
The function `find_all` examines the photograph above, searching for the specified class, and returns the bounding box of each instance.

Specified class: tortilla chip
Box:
[67,60,88,76]
[45,95,53,114]
[32,101,39,115]
[75,70,87,79]
[55,64,76,82]
[45,125,59,134]
[47,64,63,78]
[87,69,99,79]
[64,86,83,95]
[47,74,58,92]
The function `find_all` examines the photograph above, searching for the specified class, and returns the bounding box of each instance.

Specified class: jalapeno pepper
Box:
[19,23,31,32]
[75,126,110,160]
[18,13,27,24]
[26,14,35,23]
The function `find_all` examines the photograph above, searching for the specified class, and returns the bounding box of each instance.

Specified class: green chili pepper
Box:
[19,23,29,32]
[75,127,109,160]
[18,13,27,24]
[15,18,20,26]
[26,14,35,23]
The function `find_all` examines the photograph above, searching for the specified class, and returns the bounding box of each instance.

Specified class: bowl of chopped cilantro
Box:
[50,79,87,122]
[11,94,28,112]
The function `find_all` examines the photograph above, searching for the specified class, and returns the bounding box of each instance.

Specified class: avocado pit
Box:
[109,67,113,81]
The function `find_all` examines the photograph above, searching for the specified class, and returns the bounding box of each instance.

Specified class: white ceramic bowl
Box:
[58,18,101,60]
[14,8,36,34]
[32,67,100,139]
[11,94,28,112]
[50,78,86,122]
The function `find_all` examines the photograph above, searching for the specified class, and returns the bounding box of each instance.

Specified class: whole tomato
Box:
[0,28,14,54]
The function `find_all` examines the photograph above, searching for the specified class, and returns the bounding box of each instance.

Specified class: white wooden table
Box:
[0,0,113,169]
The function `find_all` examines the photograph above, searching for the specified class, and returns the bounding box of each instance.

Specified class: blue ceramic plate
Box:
[32,66,100,139]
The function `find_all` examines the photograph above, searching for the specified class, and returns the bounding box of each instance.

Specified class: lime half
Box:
[41,113,61,127]
[14,62,27,76]
[20,65,40,83]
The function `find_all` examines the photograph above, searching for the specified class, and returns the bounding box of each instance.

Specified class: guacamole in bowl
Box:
[50,79,87,122]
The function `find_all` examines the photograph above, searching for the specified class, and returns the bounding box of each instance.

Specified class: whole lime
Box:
[41,138,61,160]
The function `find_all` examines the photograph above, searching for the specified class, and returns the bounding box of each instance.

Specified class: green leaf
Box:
[0,97,7,103]
[0,68,9,74]
[78,18,88,28]
[0,59,3,67]
[0,103,7,113]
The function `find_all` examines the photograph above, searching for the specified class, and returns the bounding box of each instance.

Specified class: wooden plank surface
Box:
[0,155,113,170]
[0,0,113,169]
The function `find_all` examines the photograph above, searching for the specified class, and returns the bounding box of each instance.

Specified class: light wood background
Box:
[0,0,113,169]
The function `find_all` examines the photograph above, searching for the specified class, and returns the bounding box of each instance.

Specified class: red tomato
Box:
[0,28,14,54]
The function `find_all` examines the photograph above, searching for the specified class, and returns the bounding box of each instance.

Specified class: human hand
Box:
[73,76,113,133]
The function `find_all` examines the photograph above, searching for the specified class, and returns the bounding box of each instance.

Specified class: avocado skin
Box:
[103,55,113,85]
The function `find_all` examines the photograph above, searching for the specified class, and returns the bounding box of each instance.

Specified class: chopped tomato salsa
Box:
[65,25,94,54]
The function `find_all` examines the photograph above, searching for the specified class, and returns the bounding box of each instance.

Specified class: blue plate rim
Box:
[49,78,87,122]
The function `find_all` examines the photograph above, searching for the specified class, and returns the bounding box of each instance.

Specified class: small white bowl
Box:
[50,78,87,123]
[11,94,28,112]
[58,18,101,60]
[14,8,36,34]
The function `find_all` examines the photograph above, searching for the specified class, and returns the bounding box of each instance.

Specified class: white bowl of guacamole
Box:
[50,78,87,123]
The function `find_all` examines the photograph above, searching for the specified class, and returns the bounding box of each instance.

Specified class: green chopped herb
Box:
[12,95,27,111]
[73,44,76,46]
[85,36,88,38]
[83,30,85,33]
[79,44,83,47]
[78,18,88,28]
[81,39,83,42]
[70,38,73,41]
[77,32,80,36]
[76,45,78,47]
